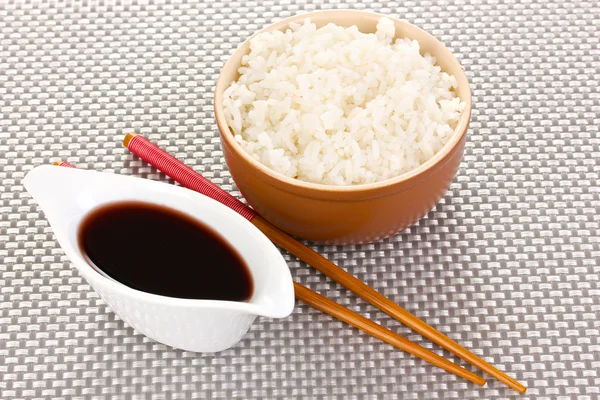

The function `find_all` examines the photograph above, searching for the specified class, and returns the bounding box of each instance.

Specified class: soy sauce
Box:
[78,201,253,301]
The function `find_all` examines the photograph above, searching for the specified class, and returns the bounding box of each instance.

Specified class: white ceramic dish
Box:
[24,165,295,352]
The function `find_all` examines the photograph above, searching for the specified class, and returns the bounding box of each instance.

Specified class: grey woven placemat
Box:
[1,0,599,399]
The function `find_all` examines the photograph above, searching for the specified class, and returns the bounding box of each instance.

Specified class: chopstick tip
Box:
[123,132,138,147]
[474,376,487,387]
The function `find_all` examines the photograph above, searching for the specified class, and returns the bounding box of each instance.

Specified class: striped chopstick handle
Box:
[124,133,257,221]
[53,160,76,168]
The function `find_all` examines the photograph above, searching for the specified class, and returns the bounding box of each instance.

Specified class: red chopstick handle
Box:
[124,133,257,221]
[53,161,76,168]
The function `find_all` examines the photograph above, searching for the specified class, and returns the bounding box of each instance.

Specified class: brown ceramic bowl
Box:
[215,10,472,244]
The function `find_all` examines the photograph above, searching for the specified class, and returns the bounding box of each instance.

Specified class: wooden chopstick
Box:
[54,160,486,385]
[121,133,526,393]
[294,282,486,386]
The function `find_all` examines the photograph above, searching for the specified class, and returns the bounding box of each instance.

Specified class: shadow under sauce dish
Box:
[78,201,253,301]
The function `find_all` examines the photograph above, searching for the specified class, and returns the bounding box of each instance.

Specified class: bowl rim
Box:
[214,9,472,194]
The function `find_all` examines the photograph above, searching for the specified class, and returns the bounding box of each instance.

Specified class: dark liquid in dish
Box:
[78,201,253,301]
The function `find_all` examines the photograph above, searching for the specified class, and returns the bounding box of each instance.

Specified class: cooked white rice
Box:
[223,17,465,186]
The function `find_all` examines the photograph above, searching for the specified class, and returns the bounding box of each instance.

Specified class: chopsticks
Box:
[53,161,485,386]
[293,282,486,386]
[121,132,526,393]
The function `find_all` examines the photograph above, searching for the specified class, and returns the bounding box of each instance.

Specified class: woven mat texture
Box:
[1,0,599,399]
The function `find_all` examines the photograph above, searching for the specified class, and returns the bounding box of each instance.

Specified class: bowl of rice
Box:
[215,10,471,244]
